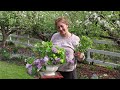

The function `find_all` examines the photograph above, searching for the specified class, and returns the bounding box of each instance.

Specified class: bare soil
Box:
[76,62,120,79]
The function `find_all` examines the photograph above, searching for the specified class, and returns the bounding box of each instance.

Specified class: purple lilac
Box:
[33,59,40,65]
[26,64,32,69]
[37,64,42,69]
[26,64,32,75]
[43,56,49,62]
[52,47,58,53]
[52,61,57,65]
[55,58,61,62]
[28,67,32,75]
[40,58,45,65]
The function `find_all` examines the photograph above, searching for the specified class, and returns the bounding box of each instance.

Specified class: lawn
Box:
[0,61,34,79]
[1,58,120,79]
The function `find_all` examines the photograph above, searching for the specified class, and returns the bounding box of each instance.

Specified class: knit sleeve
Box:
[50,33,57,42]
[72,35,80,48]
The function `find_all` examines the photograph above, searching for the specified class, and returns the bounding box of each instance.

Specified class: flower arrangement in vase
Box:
[25,41,66,76]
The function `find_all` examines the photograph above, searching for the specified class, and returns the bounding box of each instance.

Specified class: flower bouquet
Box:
[25,41,66,76]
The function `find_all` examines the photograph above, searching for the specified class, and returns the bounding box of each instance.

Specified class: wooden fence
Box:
[0,33,120,67]
[0,33,40,58]
[0,33,41,47]
[86,40,120,68]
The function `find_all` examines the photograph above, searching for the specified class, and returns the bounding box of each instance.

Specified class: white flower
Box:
[116,20,120,24]
[111,27,114,31]
[107,15,112,18]
[103,74,108,77]
[89,11,92,14]
[97,17,101,22]
[24,59,27,62]
[99,20,106,25]
[116,20,120,27]
[93,13,98,19]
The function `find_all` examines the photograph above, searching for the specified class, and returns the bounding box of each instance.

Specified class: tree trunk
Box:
[1,34,8,47]
[0,27,9,48]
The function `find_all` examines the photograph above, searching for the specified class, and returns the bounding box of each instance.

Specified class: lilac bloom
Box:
[52,47,58,53]
[28,68,32,75]
[37,64,42,69]
[43,56,49,62]
[55,58,61,62]
[26,64,32,75]
[40,58,45,65]
[33,59,40,65]
[26,64,32,69]
[52,61,57,65]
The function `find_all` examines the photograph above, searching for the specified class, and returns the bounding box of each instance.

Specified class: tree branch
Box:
[100,35,120,46]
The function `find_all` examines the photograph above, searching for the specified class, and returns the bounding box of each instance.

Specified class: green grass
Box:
[0,61,34,79]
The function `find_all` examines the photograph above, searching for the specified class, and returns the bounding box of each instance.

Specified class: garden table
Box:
[39,72,63,79]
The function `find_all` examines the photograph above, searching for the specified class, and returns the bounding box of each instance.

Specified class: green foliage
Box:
[32,41,66,65]
[105,66,113,70]
[26,57,35,64]
[6,41,15,46]
[0,11,119,64]
[76,36,93,52]
[0,11,120,42]
[114,65,120,71]
[0,48,10,60]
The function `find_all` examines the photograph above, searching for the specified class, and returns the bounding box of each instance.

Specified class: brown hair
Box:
[55,17,69,27]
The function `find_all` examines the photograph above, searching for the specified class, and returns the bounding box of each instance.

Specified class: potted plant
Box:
[75,36,93,62]
[25,41,66,76]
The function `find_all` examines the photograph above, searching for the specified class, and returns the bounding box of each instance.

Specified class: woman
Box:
[51,17,84,79]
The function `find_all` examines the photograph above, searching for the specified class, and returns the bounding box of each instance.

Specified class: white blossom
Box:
[107,15,112,18]
[103,74,108,77]
[111,27,114,31]
[93,13,98,20]
[89,11,92,14]
[99,20,106,25]
[97,17,101,22]
[116,20,120,27]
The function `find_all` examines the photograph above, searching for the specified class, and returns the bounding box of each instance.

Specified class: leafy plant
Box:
[75,36,93,53]
[25,41,66,75]
[0,48,11,60]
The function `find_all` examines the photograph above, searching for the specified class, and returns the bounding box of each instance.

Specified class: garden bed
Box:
[1,45,120,79]
[76,62,120,79]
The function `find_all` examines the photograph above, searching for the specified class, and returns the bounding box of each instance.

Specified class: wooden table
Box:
[39,72,63,79]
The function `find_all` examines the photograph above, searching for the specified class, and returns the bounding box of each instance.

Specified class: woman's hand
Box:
[74,52,85,62]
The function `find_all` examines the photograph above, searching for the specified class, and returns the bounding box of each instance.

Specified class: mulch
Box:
[76,62,120,79]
